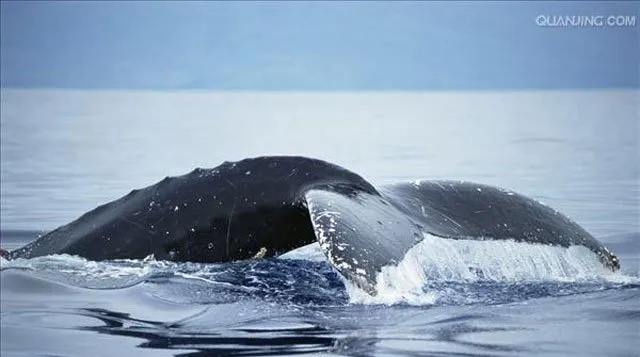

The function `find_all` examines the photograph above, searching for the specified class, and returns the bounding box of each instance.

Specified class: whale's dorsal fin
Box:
[305,189,423,295]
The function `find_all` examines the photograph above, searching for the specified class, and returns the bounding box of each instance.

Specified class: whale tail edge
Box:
[0,247,12,260]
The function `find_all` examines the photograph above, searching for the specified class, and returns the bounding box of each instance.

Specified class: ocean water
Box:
[1,89,638,356]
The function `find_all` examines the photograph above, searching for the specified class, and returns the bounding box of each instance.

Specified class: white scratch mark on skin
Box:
[285,168,298,180]
[226,202,235,259]
[440,212,463,228]
[117,217,154,236]
[224,178,237,259]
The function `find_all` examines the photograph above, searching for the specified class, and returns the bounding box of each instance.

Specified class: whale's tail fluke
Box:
[305,180,621,295]
[305,189,424,295]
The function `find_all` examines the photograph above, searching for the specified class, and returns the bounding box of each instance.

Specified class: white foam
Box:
[346,233,634,305]
[0,254,174,280]
[278,243,325,262]
[3,234,635,306]
[343,275,438,306]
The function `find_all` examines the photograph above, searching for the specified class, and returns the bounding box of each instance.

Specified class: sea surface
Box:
[1,89,639,356]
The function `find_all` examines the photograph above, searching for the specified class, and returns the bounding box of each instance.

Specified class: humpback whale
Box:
[2,156,620,294]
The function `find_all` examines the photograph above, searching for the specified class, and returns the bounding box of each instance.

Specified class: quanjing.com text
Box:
[535,15,637,27]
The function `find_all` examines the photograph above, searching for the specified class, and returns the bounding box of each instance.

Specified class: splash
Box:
[346,233,635,305]
[279,243,326,262]
[0,254,190,288]
[2,235,635,306]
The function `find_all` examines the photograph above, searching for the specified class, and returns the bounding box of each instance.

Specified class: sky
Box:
[0,1,638,90]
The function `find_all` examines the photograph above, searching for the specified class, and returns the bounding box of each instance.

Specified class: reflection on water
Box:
[79,307,532,357]
[4,304,532,357]
[82,308,341,356]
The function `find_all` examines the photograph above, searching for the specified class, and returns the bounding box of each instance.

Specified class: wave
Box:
[2,235,636,307]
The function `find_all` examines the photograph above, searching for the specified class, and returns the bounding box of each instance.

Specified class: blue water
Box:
[1,89,639,356]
